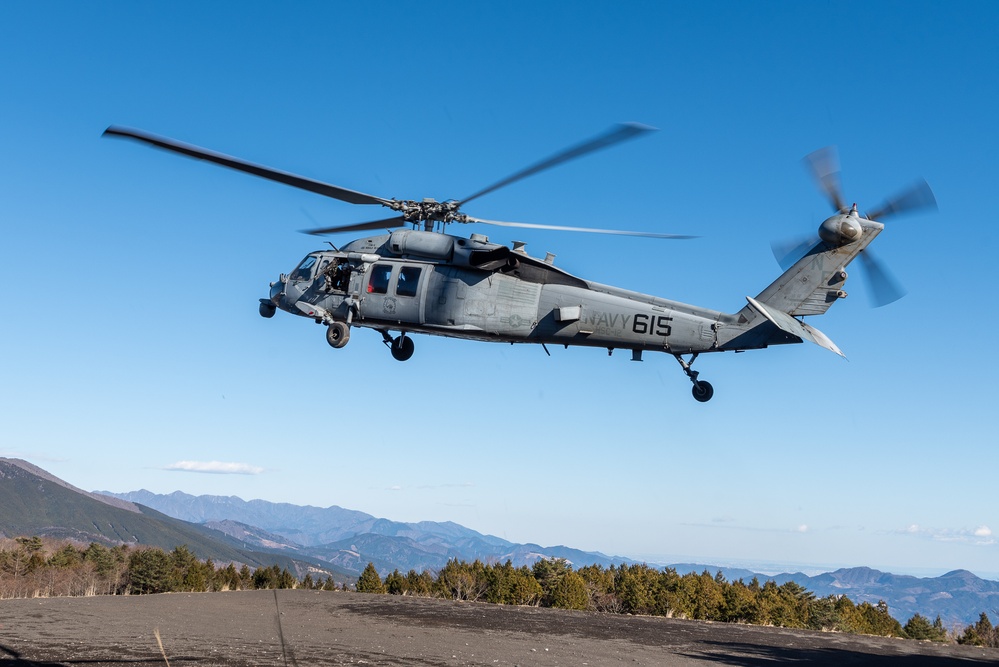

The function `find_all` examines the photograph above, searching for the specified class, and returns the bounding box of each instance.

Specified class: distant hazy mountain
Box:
[629,564,999,628]
[775,566,999,629]
[101,489,633,574]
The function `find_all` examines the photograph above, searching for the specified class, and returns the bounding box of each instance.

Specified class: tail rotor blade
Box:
[866,179,937,221]
[802,146,846,213]
[771,235,819,270]
[860,250,907,307]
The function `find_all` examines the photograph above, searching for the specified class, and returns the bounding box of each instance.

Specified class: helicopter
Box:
[103,124,936,402]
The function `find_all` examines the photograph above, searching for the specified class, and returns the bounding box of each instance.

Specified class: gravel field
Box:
[1,590,996,666]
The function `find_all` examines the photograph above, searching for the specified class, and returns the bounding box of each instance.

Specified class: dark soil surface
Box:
[1,590,996,666]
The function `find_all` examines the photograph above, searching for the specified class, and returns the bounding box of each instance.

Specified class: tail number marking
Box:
[633,314,672,337]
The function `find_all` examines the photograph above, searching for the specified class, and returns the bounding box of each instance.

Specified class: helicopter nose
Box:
[268,276,287,306]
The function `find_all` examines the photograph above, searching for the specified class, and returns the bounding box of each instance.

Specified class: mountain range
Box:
[0,458,335,577]
[2,457,997,628]
[97,488,635,576]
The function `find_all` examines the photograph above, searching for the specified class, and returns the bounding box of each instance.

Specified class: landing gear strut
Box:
[675,353,714,402]
[381,330,415,361]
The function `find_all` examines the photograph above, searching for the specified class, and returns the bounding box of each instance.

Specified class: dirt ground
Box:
[1,589,996,666]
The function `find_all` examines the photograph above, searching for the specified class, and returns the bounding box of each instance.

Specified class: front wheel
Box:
[326,322,350,349]
[390,335,415,361]
[692,380,714,403]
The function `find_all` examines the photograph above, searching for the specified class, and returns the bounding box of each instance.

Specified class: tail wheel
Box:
[326,322,350,349]
[390,335,415,361]
[692,380,714,403]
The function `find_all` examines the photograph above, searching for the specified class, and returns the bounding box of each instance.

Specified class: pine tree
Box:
[551,571,588,610]
[356,563,386,594]
[903,613,947,641]
[385,569,405,595]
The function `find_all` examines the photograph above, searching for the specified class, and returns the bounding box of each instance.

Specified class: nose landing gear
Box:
[675,353,714,402]
[326,321,350,348]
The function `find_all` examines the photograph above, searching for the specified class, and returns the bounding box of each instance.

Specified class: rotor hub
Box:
[818,204,863,246]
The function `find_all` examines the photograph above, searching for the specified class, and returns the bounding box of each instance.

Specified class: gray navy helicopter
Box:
[104,124,935,402]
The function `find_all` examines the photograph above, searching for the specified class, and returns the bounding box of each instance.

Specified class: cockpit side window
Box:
[290,255,318,281]
[396,266,422,297]
[367,264,393,294]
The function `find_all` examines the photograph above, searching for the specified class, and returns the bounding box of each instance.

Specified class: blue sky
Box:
[2,2,997,580]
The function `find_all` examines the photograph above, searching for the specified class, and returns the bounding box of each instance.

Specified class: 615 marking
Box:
[633,314,672,337]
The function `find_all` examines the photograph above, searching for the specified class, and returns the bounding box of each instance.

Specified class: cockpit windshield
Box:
[290,255,318,281]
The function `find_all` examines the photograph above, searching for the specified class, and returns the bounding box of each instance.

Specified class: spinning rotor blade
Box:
[770,235,819,270]
[103,126,392,207]
[770,236,907,307]
[859,250,907,307]
[464,216,695,239]
[865,179,937,221]
[802,146,846,213]
[459,122,657,206]
[302,215,408,235]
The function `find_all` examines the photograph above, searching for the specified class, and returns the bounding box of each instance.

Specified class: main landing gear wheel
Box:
[692,380,714,403]
[326,321,350,348]
[674,353,715,403]
[390,334,415,361]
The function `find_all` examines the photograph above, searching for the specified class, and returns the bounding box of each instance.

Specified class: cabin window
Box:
[396,267,422,297]
[290,255,318,281]
[367,264,392,294]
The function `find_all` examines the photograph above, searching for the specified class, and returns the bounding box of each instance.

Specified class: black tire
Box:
[326,322,350,349]
[259,302,276,318]
[692,380,714,403]
[390,335,415,361]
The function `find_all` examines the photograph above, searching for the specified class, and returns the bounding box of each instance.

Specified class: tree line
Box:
[0,536,336,598]
[358,558,997,647]
[2,537,996,647]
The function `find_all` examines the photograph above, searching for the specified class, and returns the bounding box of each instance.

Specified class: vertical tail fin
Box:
[729,219,884,356]
[748,220,883,317]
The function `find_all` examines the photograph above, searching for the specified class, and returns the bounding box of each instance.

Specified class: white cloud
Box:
[164,460,264,475]
[794,524,809,533]
[895,523,996,545]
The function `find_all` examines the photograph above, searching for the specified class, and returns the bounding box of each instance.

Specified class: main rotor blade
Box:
[464,216,695,239]
[459,122,657,206]
[802,146,846,213]
[860,250,907,307]
[865,178,937,221]
[104,126,392,207]
[302,215,407,235]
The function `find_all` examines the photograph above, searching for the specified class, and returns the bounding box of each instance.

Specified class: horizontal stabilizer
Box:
[745,296,845,358]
